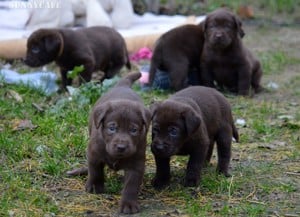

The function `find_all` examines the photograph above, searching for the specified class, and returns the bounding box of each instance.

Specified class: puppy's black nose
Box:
[116,144,127,152]
[215,33,223,39]
[154,144,165,151]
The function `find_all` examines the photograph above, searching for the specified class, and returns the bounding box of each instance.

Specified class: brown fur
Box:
[150,86,238,189]
[201,8,263,96]
[149,24,205,91]
[78,72,150,214]
[24,26,131,89]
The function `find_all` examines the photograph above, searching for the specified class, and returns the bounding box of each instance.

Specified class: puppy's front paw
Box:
[119,200,140,214]
[184,176,199,187]
[217,169,231,177]
[151,177,170,189]
[85,180,104,194]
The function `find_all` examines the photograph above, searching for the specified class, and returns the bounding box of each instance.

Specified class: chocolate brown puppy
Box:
[150,86,239,189]
[149,24,205,91]
[83,72,150,214]
[24,26,131,89]
[201,8,263,95]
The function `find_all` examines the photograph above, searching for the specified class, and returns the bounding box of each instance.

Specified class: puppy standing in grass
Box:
[24,26,131,90]
[201,8,263,96]
[69,72,151,214]
[150,86,238,189]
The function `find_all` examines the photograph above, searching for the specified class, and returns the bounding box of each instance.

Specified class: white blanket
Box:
[0,1,205,40]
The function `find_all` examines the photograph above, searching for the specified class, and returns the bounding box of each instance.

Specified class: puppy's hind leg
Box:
[205,141,215,166]
[184,148,207,187]
[216,125,232,177]
[105,51,130,79]
[251,61,263,93]
[78,60,95,84]
[167,57,189,91]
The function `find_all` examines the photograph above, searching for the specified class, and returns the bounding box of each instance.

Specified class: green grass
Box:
[257,50,300,75]
[1,64,300,216]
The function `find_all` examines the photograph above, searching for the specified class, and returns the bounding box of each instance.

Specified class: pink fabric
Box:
[139,71,150,84]
[129,47,153,62]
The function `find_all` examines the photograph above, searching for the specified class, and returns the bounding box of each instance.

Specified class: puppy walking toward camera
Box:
[201,8,263,95]
[24,26,131,90]
[69,72,150,214]
[150,86,238,189]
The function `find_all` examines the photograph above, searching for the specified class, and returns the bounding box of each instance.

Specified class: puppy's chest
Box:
[106,158,123,170]
[207,56,239,74]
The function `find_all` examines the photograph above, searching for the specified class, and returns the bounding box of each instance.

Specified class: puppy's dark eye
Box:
[224,23,233,30]
[31,46,40,54]
[129,127,138,136]
[107,124,117,134]
[152,125,160,134]
[168,127,178,137]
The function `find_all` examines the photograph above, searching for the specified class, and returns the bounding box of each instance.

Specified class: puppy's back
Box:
[151,24,204,68]
[171,86,238,140]
[172,86,229,112]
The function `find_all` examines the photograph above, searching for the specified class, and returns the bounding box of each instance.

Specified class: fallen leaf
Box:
[5,90,23,102]
[237,5,254,19]
[32,103,44,113]
[12,119,37,131]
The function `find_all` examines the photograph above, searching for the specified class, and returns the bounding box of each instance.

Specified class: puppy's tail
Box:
[124,46,131,70]
[66,167,88,176]
[116,72,141,87]
[125,53,131,70]
[232,124,239,142]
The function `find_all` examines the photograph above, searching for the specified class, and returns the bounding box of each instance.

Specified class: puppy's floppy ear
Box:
[234,15,245,38]
[44,32,62,54]
[181,108,201,136]
[150,101,161,120]
[141,108,152,130]
[93,103,110,129]
[199,19,207,37]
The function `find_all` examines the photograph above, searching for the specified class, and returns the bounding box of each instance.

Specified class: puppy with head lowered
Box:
[24,26,130,89]
[84,72,150,214]
[201,8,263,96]
[150,86,238,189]
[149,24,205,91]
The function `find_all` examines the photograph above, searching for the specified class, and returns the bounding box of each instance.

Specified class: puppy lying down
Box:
[24,26,131,90]
[150,86,239,188]
[67,72,151,214]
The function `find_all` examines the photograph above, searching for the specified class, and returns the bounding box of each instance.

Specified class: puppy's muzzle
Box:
[151,142,172,157]
[116,143,128,153]
[23,56,42,67]
[108,140,135,159]
[213,32,225,43]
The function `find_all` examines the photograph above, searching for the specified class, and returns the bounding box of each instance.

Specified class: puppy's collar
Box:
[57,33,64,57]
